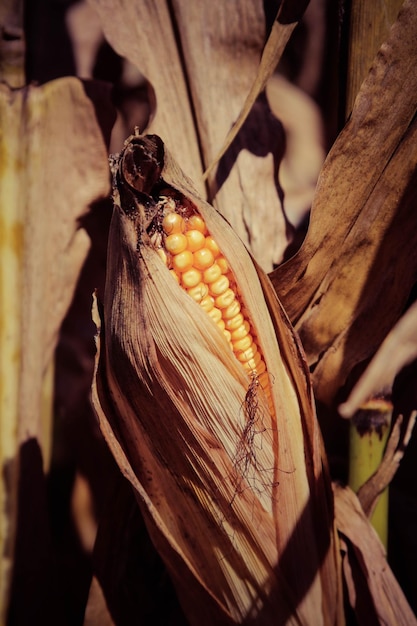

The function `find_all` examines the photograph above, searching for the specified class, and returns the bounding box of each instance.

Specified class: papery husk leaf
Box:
[334,483,417,626]
[92,134,343,624]
[270,0,417,405]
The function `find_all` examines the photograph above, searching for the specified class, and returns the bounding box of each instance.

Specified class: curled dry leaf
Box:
[92,133,343,625]
[266,73,325,230]
[339,301,417,418]
[333,483,417,625]
[356,411,417,518]
[270,0,417,405]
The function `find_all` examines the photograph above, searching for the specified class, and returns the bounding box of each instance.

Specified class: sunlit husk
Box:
[92,134,343,625]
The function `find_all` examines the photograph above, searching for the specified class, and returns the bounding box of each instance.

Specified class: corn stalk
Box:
[0,72,111,622]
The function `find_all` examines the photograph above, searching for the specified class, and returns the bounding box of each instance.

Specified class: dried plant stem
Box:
[348,398,392,548]
[0,107,25,620]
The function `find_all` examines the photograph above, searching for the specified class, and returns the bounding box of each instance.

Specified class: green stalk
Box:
[348,398,392,548]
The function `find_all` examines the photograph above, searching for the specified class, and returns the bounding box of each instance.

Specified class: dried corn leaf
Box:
[0,77,111,618]
[339,301,417,418]
[91,0,307,270]
[270,0,417,405]
[163,0,309,270]
[200,0,309,178]
[334,483,417,625]
[266,74,325,229]
[89,0,203,189]
[345,0,404,116]
[92,134,343,625]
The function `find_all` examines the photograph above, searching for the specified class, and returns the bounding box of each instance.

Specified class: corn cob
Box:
[149,192,273,417]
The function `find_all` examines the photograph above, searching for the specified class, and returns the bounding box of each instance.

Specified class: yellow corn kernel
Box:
[216,256,229,274]
[187,214,207,234]
[236,342,258,362]
[172,250,194,273]
[217,318,225,329]
[214,288,235,309]
[258,372,270,392]
[162,212,185,234]
[224,313,244,331]
[207,306,222,324]
[205,235,220,258]
[243,357,266,376]
[187,282,209,302]
[230,321,250,341]
[223,329,232,343]
[241,350,262,371]
[181,268,203,288]
[185,229,206,252]
[165,233,187,255]
[222,300,241,320]
[200,295,215,312]
[232,334,253,353]
[193,248,215,271]
[203,263,222,284]
[209,275,229,296]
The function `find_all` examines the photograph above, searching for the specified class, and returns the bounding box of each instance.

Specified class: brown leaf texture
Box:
[270,0,417,405]
[0,77,111,618]
[334,483,417,626]
[89,0,203,188]
[92,134,343,625]
[201,0,309,179]
[339,301,417,418]
[90,0,309,270]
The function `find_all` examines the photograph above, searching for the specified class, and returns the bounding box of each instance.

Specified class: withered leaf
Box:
[334,483,417,626]
[0,76,111,622]
[270,0,417,405]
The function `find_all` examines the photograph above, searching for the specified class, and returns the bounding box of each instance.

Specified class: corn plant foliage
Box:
[270,0,417,407]
[91,133,342,625]
[0,77,112,620]
[90,0,308,271]
[334,483,417,625]
[340,301,417,418]
[86,0,417,623]
[3,0,417,623]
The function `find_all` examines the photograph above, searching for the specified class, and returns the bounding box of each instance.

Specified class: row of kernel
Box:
[161,209,273,413]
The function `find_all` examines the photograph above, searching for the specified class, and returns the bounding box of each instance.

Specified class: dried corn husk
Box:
[92,133,343,625]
